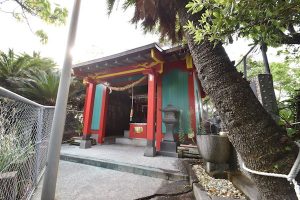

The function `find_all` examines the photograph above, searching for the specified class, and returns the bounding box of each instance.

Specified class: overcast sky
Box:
[0,0,280,68]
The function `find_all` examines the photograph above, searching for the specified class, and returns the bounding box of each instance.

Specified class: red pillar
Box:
[145,72,157,156]
[156,75,162,151]
[82,82,96,136]
[188,72,197,140]
[98,86,109,144]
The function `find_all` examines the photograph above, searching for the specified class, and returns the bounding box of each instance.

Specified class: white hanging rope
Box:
[130,86,134,122]
[103,76,147,92]
[242,142,300,199]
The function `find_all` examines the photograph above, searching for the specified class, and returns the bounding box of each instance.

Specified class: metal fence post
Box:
[34,107,44,186]
[41,1,81,199]
[243,56,247,80]
[260,43,271,74]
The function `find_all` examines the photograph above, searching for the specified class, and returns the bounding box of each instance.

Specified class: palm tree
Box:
[17,68,85,107]
[107,1,297,199]
[0,49,29,89]
[17,69,60,106]
[0,49,56,91]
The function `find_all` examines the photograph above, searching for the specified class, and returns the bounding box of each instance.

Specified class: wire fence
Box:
[0,87,54,200]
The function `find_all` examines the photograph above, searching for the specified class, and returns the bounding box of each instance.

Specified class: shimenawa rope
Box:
[242,142,300,199]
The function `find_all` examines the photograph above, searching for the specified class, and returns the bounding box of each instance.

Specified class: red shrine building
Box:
[73,43,205,156]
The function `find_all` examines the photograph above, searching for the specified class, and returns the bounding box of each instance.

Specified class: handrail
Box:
[0,87,55,108]
[234,44,257,67]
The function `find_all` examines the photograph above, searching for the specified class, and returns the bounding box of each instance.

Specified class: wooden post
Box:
[82,82,96,136]
[156,75,162,151]
[144,72,157,157]
[97,86,109,144]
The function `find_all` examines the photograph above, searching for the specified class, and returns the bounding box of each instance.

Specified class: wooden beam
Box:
[156,75,163,151]
[151,49,164,74]
[144,72,157,156]
[147,73,156,141]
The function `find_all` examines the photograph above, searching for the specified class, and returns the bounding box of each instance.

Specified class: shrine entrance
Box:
[104,76,148,139]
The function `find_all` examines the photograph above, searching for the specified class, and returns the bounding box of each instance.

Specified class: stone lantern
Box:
[160,104,179,157]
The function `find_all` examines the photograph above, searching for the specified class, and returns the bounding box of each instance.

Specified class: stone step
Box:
[115,137,147,146]
[60,153,188,181]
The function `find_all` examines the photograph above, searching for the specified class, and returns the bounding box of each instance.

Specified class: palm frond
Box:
[112,0,183,44]
[107,0,117,15]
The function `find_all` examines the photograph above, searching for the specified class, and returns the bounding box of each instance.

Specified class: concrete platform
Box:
[61,144,180,171]
[60,144,188,181]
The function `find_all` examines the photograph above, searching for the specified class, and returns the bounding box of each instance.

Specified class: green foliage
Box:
[0,48,86,107]
[10,0,68,25]
[17,69,60,106]
[0,134,34,172]
[185,0,300,46]
[237,58,300,100]
[0,49,56,91]
[35,30,48,44]
[106,0,183,43]
[0,101,34,172]
[1,0,68,43]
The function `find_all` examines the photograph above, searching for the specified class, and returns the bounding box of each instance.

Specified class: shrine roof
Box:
[73,43,189,77]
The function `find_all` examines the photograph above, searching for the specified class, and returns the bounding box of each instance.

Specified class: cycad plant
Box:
[0,49,30,90]
[17,69,60,106]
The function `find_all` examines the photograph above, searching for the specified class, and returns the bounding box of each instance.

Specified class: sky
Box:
[0,0,281,68]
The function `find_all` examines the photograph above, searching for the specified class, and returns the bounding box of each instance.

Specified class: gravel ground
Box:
[192,164,246,199]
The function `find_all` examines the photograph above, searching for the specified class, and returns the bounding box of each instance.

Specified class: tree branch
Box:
[13,0,37,16]
[281,33,300,45]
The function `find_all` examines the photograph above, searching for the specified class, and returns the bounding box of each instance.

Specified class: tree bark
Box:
[177,2,298,199]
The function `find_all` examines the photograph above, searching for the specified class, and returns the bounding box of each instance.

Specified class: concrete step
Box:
[60,153,188,181]
[115,137,147,146]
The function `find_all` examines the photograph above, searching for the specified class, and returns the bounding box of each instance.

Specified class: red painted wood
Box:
[164,60,190,73]
[129,123,147,139]
[188,72,196,140]
[94,64,159,83]
[98,87,109,144]
[90,130,98,134]
[146,73,156,141]
[82,82,96,136]
[156,75,163,150]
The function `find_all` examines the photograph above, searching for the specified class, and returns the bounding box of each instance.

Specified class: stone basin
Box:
[197,135,231,163]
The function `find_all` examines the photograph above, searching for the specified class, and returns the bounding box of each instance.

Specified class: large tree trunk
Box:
[177,2,298,200]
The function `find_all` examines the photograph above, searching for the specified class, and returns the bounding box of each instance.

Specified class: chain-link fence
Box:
[0,87,54,200]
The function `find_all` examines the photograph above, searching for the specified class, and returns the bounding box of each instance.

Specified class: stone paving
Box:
[32,161,170,200]
[32,144,189,200]
[60,144,181,172]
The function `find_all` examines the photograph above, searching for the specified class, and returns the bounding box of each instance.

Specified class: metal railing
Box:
[0,87,54,200]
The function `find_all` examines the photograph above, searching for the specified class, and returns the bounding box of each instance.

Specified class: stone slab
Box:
[160,141,177,152]
[144,140,156,157]
[115,137,147,146]
[229,172,259,200]
[158,151,179,158]
[60,144,180,172]
[60,153,188,181]
[79,140,91,149]
[32,161,171,200]
[103,137,116,144]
